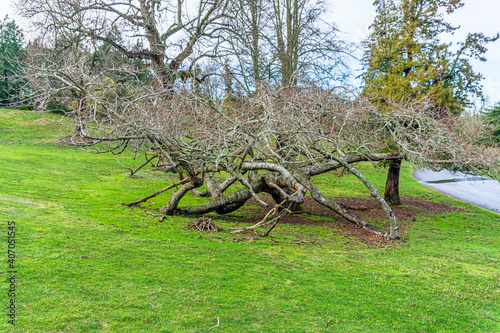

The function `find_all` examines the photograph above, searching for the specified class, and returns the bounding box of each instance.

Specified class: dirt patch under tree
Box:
[215,195,462,245]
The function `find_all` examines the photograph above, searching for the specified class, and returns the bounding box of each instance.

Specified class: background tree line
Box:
[0,16,25,106]
[4,0,498,106]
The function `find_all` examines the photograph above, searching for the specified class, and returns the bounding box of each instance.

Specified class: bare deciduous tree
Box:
[221,0,271,92]
[18,0,229,88]
[219,0,350,93]
[269,0,349,87]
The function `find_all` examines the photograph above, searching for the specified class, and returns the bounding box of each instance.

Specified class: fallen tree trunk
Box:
[153,154,401,239]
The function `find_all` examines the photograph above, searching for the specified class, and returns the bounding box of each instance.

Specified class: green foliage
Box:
[0,18,26,105]
[45,98,70,114]
[1,108,499,332]
[362,0,498,114]
[483,102,500,142]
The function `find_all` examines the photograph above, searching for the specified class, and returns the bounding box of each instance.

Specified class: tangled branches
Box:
[188,217,222,232]
[25,52,500,239]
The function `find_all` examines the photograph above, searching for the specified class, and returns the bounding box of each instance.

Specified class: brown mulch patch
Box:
[217,195,461,245]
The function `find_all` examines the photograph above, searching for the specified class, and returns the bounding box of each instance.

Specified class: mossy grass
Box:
[1,109,499,332]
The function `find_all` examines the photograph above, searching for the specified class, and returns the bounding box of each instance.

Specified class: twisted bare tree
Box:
[24,41,500,239]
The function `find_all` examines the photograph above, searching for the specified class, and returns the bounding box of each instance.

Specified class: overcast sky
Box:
[1,0,499,107]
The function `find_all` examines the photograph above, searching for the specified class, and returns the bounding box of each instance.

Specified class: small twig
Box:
[229,205,278,234]
[290,240,315,244]
[404,314,423,320]
[77,255,107,260]
[480,314,499,322]
[146,211,165,222]
[262,219,280,237]
[130,154,158,176]
[261,206,291,236]
[206,317,220,332]
[234,236,258,243]
[230,214,278,234]
[343,204,368,211]
[121,178,188,206]
[325,314,334,327]
[146,212,163,217]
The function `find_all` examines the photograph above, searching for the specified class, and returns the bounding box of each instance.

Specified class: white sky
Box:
[1,0,499,106]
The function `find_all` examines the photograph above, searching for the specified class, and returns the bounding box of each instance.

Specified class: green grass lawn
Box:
[0,109,499,332]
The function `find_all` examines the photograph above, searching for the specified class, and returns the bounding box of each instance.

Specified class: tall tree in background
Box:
[0,17,25,106]
[223,0,271,92]
[362,0,498,205]
[222,0,349,92]
[270,0,348,87]
[363,0,497,114]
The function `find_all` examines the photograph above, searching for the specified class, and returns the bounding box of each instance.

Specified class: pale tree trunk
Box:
[250,0,262,91]
[273,0,301,86]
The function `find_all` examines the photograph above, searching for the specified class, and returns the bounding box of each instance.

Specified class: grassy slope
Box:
[0,109,499,332]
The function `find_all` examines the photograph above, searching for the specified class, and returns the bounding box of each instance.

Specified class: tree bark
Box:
[312,148,399,239]
[165,177,267,216]
[291,171,390,237]
[384,159,401,206]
